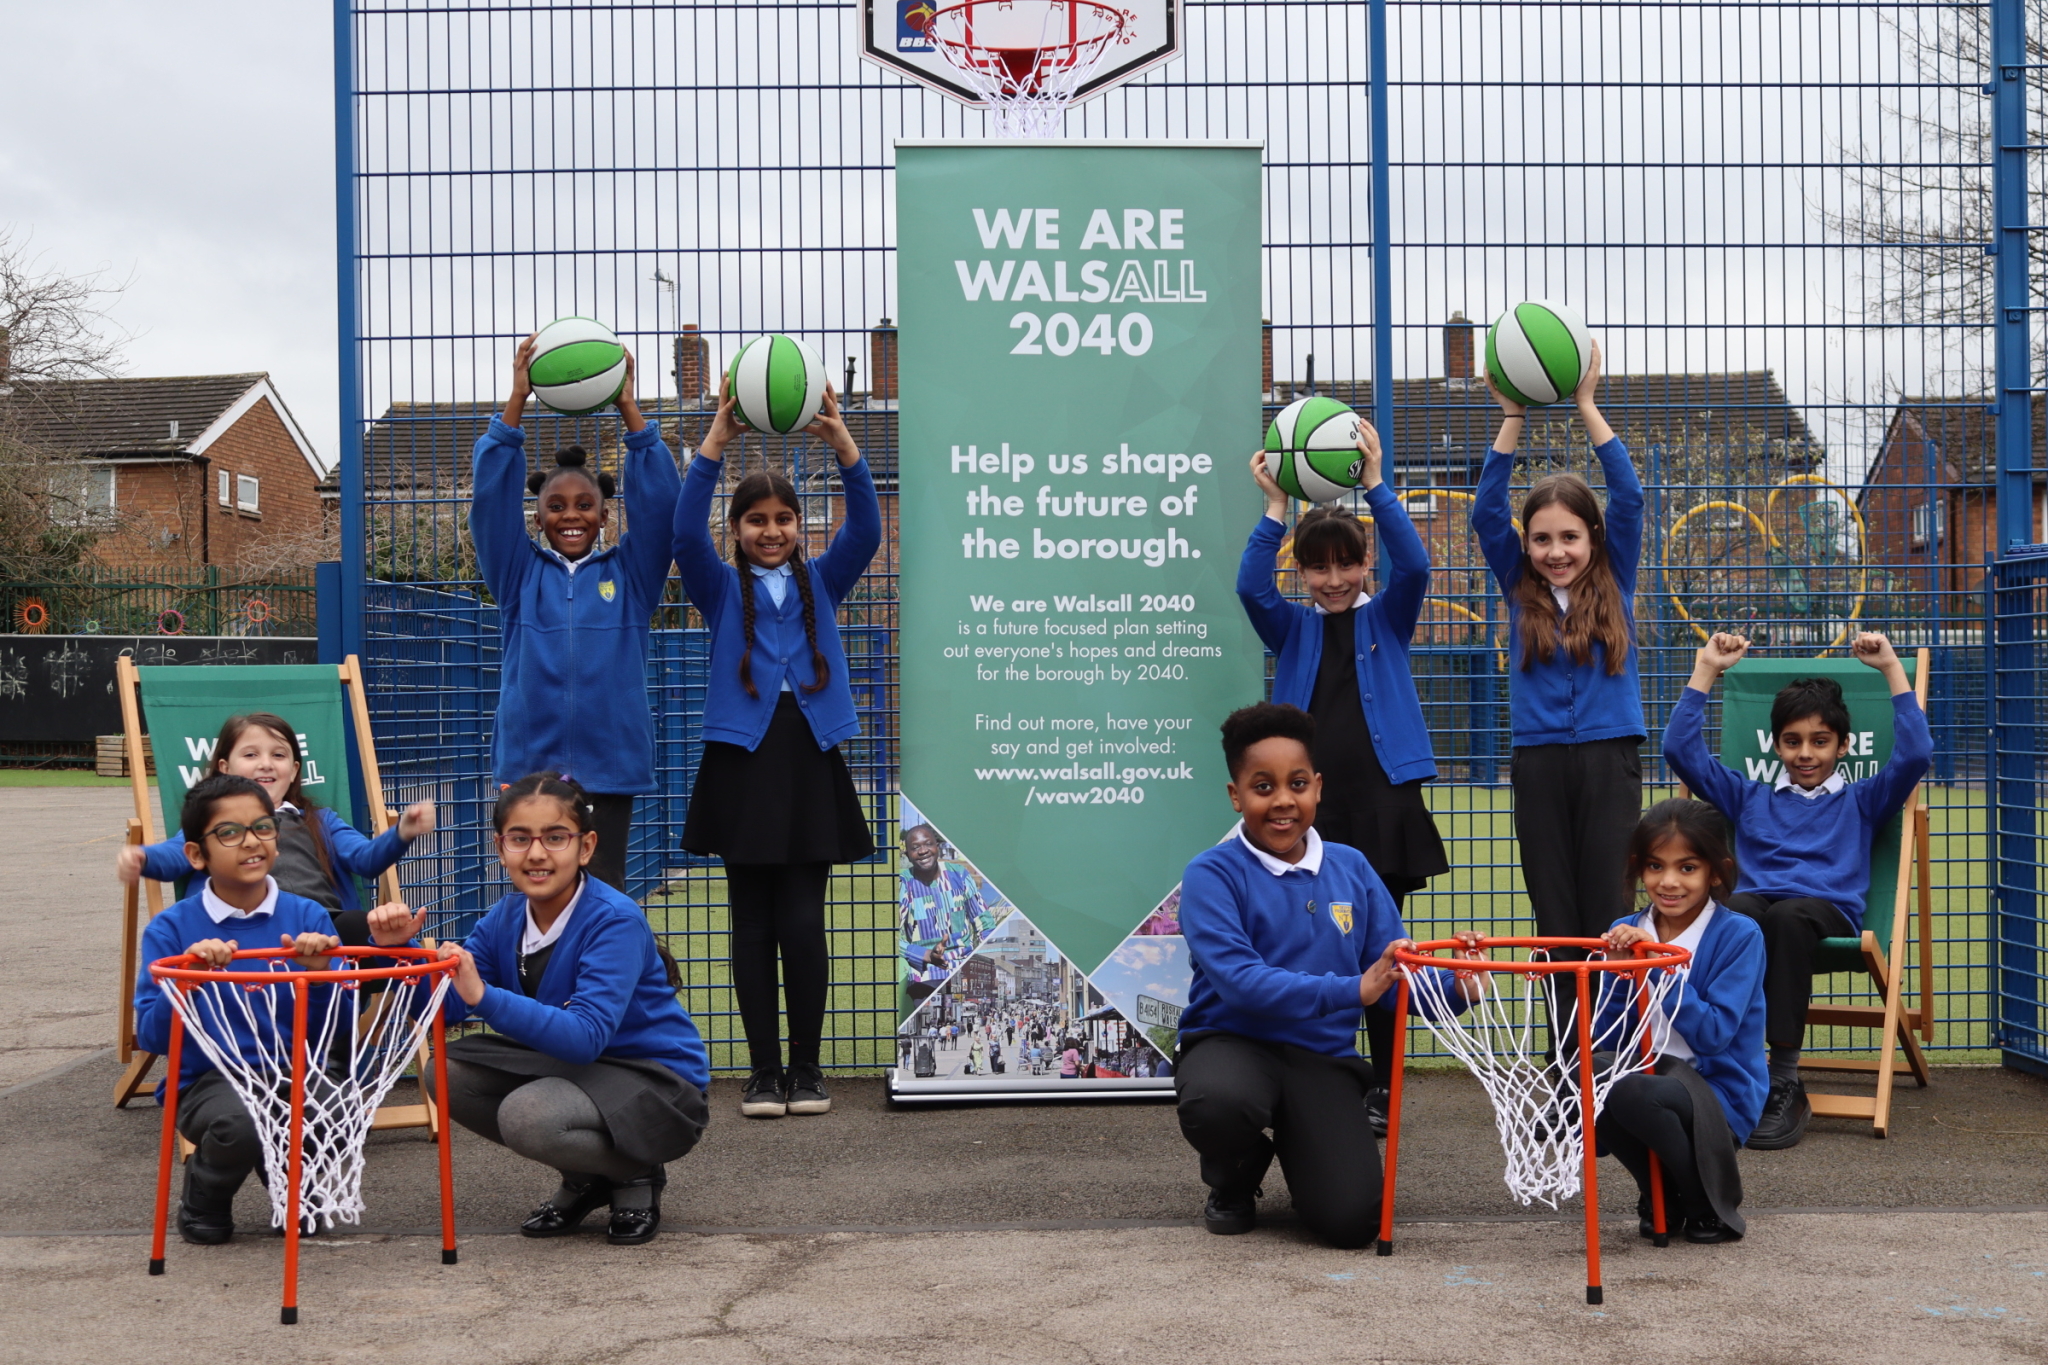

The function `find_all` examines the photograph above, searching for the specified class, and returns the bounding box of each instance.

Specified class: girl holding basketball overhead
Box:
[673,376,880,1121]
[471,336,682,893]
[1472,338,1645,1043]
[1598,798,1768,1244]
[1238,424,1448,1129]
[118,711,435,946]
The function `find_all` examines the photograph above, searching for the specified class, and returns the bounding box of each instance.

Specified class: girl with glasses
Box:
[432,773,709,1246]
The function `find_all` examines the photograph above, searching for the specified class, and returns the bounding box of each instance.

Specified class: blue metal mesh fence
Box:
[342,0,2040,1072]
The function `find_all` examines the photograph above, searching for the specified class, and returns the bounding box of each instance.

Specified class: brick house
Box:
[1861,400,2047,597]
[3,374,330,573]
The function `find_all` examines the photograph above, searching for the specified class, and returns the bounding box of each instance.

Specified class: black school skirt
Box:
[682,694,876,866]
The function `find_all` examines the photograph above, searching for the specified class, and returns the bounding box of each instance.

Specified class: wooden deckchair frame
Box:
[111,655,438,1138]
[1796,648,1936,1137]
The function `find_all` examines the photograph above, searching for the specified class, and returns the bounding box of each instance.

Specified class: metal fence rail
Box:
[342,0,2041,1073]
[1,565,316,638]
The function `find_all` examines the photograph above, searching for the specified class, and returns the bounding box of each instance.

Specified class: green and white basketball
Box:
[528,317,629,415]
[726,334,828,435]
[1263,395,1364,504]
[1486,300,1593,407]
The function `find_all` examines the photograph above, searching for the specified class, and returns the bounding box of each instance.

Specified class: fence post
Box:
[1367,0,1394,452]
[1991,0,2044,1073]
[334,0,366,664]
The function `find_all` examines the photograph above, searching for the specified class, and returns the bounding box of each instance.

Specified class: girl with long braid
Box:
[673,374,880,1119]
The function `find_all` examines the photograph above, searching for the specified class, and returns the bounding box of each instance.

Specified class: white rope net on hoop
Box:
[159,961,451,1232]
[1400,954,1688,1209]
[925,0,1133,138]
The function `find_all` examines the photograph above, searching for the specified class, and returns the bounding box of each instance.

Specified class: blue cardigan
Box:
[1664,687,1932,930]
[470,415,683,794]
[139,805,408,913]
[671,450,882,751]
[1179,833,1413,1056]
[1471,437,1646,747]
[1597,905,1770,1144]
[446,876,709,1090]
[133,886,345,1096]
[1237,481,1437,785]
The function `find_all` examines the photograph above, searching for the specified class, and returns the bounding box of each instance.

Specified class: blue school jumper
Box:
[138,805,408,913]
[132,882,345,1096]
[446,876,709,1090]
[670,452,882,751]
[1470,437,1646,746]
[1596,905,1770,1143]
[469,415,683,794]
[1236,482,1437,785]
[1179,830,1423,1057]
[1663,687,1932,930]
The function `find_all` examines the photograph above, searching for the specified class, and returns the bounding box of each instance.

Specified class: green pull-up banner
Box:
[137,665,355,843]
[891,142,1265,1092]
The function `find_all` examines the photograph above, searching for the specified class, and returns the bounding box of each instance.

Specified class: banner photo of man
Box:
[898,798,1012,1015]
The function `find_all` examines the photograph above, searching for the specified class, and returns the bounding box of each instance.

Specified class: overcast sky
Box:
[0,2,340,461]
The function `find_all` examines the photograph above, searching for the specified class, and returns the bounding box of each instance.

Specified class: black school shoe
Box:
[1684,1213,1741,1244]
[607,1168,666,1246]
[1203,1185,1261,1236]
[1747,1077,1812,1150]
[785,1063,832,1115]
[176,1167,236,1245]
[520,1175,613,1237]
[1365,1087,1389,1139]
[741,1066,788,1118]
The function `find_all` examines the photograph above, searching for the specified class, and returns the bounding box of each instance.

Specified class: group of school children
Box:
[127,333,1930,1255]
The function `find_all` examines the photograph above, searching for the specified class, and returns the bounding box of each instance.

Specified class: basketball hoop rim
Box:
[1394,935,1691,975]
[150,944,458,988]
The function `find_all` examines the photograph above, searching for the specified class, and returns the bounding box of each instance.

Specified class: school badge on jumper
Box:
[1329,902,1354,935]
[599,579,616,602]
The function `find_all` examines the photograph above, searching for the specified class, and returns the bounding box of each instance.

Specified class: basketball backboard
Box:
[860,0,1181,107]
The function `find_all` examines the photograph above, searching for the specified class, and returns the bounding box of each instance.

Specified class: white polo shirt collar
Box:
[522,875,587,955]
[1234,821,1325,876]
[201,876,281,925]
[1775,769,1847,799]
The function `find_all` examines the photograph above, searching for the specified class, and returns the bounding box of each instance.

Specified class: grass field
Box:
[640,780,2031,1073]
[0,770,142,788]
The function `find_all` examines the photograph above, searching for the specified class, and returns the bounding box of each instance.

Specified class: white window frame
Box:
[1911,498,1945,550]
[218,467,231,506]
[236,473,260,514]
[49,464,116,526]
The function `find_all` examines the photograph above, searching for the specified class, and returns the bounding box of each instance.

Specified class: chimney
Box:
[673,324,711,408]
[1445,310,1477,380]
[870,318,899,403]
[1261,319,1273,399]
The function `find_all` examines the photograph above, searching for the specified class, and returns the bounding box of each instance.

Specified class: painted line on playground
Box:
[9,1204,2048,1240]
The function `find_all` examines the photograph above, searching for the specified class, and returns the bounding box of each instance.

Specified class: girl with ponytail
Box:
[471,335,683,894]
[672,374,880,1121]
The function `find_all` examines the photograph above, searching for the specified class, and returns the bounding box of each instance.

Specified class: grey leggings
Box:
[440,1059,652,1185]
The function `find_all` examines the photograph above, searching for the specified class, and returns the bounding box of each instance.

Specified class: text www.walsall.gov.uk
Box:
[971,761,1196,807]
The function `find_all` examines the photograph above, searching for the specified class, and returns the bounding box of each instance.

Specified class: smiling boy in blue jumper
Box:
[1663,630,1930,1150]
[1175,703,1469,1247]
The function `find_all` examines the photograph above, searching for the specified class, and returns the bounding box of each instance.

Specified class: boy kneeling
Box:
[1176,703,1455,1247]
[133,773,422,1244]
[1663,631,1931,1149]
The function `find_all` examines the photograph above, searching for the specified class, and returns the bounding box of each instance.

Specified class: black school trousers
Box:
[1511,738,1642,1052]
[584,794,635,896]
[1175,1032,1382,1249]
[726,862,832,1072]
[1595,1073,1711,1218]
[1722,893,1851,1050]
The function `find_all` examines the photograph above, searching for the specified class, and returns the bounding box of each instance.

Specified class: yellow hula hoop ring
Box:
[1763,474,1868,654]
[1662,500,1772,644]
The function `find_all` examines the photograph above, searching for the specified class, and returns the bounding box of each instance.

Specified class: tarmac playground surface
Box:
[3,788,2045,1363]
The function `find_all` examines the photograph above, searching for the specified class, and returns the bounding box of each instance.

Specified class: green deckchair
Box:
[1707,648,1934,1138]
[111,655,435,1136]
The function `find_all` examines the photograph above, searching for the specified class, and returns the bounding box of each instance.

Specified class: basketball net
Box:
[1399,952,1687,1208]
[925,0,1134,138]
[157,958,453,1232]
